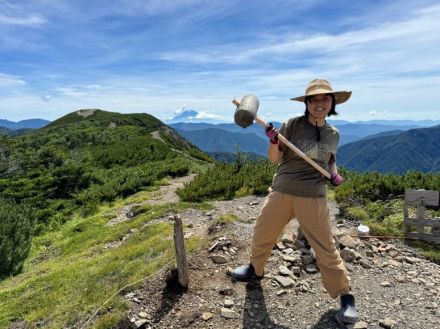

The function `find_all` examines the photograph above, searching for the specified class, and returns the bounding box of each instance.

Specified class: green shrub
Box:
[344,206,370,222]
[0,199,36,278]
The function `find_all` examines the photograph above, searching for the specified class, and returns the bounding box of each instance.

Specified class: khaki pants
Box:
[250,189,351,299]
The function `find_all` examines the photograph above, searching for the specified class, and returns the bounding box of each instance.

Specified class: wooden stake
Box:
[173,214,189,288]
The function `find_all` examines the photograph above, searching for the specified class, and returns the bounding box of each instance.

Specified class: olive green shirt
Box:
[272,116,339,197]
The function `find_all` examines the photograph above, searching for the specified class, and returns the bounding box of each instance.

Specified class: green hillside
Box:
[0,109,212,234]
[338,125,440,174]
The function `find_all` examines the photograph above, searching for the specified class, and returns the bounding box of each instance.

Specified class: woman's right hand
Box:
[265,123,279,144]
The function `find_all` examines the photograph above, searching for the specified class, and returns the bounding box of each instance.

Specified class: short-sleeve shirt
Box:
[271,115,339,197]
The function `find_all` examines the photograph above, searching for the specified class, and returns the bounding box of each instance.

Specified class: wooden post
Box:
[173,214,189,288]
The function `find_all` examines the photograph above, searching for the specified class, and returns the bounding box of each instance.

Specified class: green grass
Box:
[215,213,240,224]
[0,197,208,328]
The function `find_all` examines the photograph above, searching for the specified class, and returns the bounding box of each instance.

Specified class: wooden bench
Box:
[404,189,440,242]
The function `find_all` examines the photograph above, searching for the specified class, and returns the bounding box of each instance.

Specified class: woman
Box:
[231,78,358,324]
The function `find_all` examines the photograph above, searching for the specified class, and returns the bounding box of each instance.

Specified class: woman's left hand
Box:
[330,173,344,186]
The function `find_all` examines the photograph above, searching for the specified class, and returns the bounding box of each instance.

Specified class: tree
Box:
[0,199,36,278]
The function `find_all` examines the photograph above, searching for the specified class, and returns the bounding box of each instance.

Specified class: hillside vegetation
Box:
[0,109,213,279]
[339,125,440,173]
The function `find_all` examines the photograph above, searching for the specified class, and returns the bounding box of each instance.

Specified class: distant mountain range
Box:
[170,115,440,173]
[338,125,440,174]
[2,111,439,174]
[0,119,50,130]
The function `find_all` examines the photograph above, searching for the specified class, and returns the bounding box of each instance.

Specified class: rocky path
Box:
[117,176,440,329]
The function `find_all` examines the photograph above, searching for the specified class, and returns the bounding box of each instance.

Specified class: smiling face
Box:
[306,93,333,124]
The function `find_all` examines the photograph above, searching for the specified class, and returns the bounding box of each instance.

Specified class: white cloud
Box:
[0,13,46,26]
[0,73,26,86]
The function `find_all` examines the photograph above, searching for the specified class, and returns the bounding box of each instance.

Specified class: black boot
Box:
[230,263,263,282]
[338,294,358,324]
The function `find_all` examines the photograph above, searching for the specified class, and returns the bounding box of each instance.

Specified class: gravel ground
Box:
[114,176,440,329]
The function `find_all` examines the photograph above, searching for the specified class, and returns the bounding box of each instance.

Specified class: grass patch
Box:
[0,199,205,328]
[407,240,440,264]
[215,213,240,224]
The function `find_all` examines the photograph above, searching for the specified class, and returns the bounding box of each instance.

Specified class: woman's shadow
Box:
[242,282,290,329]
[242,282,343,329]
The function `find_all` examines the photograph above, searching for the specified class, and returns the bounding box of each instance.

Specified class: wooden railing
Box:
[404,189,440,242]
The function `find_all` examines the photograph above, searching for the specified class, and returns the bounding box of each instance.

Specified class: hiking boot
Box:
[338,294,358,324]
[230,263,263,282]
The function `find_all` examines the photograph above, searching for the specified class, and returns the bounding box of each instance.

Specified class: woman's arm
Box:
[268,143,283,164]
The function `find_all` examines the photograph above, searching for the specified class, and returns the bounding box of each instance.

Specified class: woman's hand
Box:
[330,173,344,186]
[265,123,279,144]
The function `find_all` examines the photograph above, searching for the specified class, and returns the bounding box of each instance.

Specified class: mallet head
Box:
[233,94,259,128]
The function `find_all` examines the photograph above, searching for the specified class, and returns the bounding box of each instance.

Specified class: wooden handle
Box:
[232,98,240,106]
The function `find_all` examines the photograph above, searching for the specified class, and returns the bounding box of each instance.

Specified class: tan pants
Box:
[250,189,351,299]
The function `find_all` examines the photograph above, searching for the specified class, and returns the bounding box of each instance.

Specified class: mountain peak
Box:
[166,106,227,124]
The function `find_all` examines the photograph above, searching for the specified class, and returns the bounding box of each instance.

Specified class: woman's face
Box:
[307,94,333,119]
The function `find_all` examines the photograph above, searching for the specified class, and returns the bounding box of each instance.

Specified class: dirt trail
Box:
[115,176,440,329]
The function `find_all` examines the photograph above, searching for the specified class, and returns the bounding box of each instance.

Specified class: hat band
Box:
[306,83,333,95]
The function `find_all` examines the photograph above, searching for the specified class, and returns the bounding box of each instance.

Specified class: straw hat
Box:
[290,78,351,104]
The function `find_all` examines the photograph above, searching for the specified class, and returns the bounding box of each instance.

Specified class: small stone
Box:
[379,318,397,328]
[354,321,369,329]
[380,281,391,287]
[278,265,291,276]
[134,319,148,328]
[138,311,148,318]
[276,242,286,250]
[305,263,319,274]
[273,275,295,288]
[202,312,213,321]
[211,254,228,264]
[276,289,287,296]
[338,235,360,249]
[223,299,234,308]
[340,248,356,262]
[291,266,301,275]
[220,307,240,319]
[387,259,401,267]
[282,255,296,263]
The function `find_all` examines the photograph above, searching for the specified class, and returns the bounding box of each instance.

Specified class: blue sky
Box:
[1,0,440,122]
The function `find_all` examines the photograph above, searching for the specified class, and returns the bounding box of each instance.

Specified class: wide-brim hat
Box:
[290,78,351,104]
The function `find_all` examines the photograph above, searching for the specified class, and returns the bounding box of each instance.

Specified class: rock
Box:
[273,275,295,288]
[305,263,319,274]
[360,259,372,269]
[278,265,291,276]
[379,318,397,328]
[211,255,228,264]
[134,319,148,328]
[202,312,213,321]
[220,307,240,319]
[338,235,360,249]
[138,311,148,318]
[276,242,286,250]
[380,281,391,287]
[208,241,219,252]
[340,248,356,262]
[291,266,301,275]
[276,289,287,296]
[281,236,294,244]
[223,299,234,308]
[218,287,234,296]
[387,259,401,267]
[354,321,369,329]
[302,254,315,265]
[282,255,296,263]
